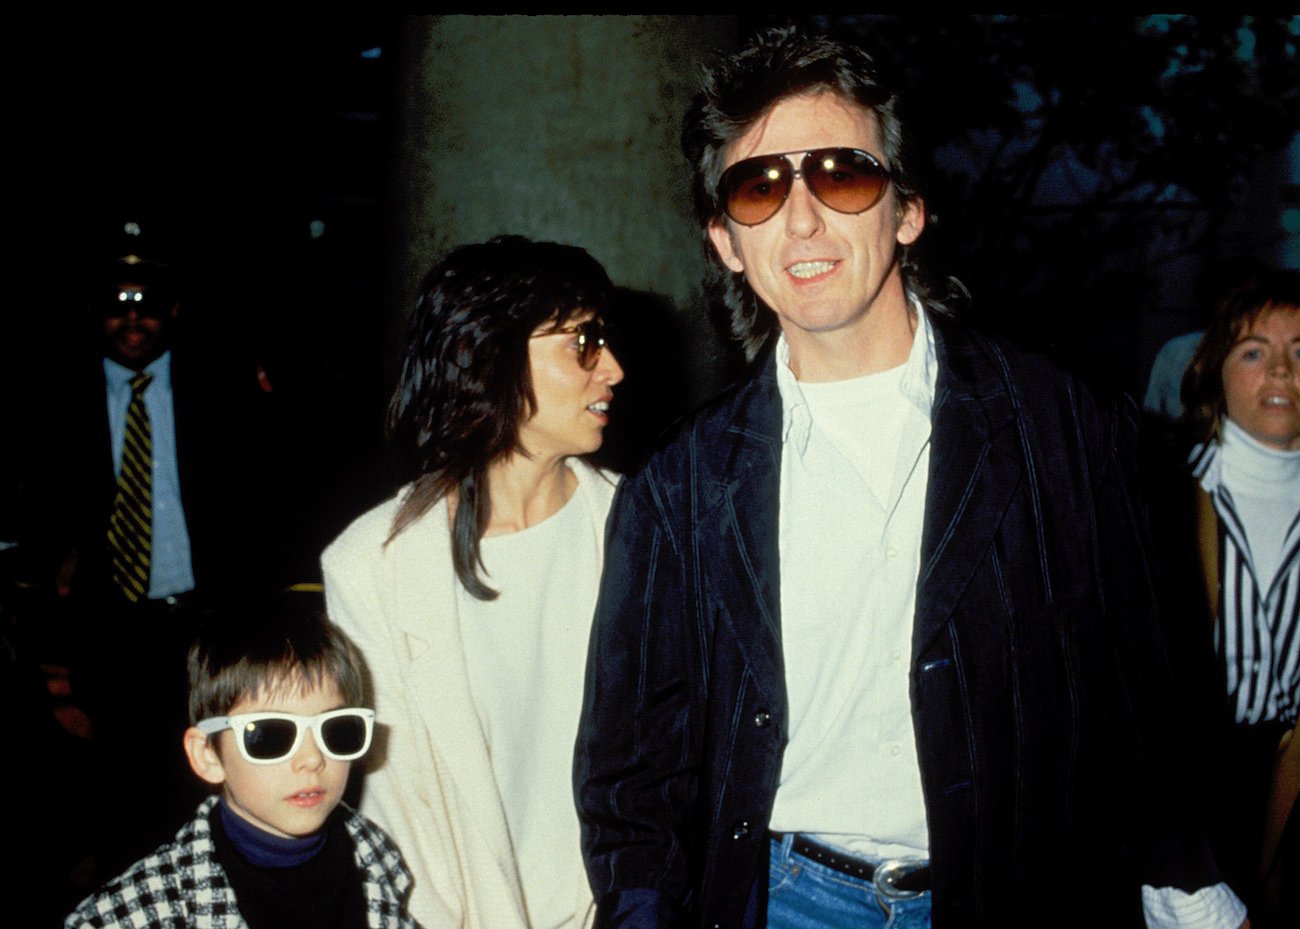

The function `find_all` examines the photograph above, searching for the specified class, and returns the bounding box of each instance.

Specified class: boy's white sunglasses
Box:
[197,708,375,765]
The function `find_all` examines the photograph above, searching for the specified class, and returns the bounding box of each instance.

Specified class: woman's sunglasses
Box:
[534,317,608,371]
[716,147,893,227]
[197,708,376,765]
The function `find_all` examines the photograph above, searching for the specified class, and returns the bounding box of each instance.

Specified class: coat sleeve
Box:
[322,530,463,929]
[574,472,699,929]
[1090,394,1223,891]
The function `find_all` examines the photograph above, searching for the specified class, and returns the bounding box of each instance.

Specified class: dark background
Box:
[5,12,1298,548]
[2,14,1297,926]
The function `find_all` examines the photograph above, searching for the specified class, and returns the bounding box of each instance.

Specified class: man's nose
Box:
[782,174,825,239]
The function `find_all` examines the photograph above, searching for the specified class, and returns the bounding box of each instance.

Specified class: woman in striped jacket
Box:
[1182,268,1300,921]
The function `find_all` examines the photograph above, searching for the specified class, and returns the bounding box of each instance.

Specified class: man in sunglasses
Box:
[24,233,275,879]
[576,27,1244,929]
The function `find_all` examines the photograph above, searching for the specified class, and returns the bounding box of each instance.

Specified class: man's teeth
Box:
[588,401,609,412]
[789,261,835,279]
[1264,396,1292,406]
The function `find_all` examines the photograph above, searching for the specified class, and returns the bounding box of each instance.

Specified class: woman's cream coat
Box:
[322,462,615,929]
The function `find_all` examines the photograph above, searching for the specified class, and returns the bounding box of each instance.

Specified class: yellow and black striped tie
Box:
[108,373,153,601]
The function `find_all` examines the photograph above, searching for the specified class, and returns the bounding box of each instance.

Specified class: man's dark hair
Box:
[187,591,364,725]
[1182,267,1300,439]
[386,234,614,600]
[683,26,928,359]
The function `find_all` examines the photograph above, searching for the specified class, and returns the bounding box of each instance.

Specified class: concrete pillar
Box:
[387,15,738,455]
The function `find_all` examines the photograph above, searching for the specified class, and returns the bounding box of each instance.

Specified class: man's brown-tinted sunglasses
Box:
[716,147,894,227]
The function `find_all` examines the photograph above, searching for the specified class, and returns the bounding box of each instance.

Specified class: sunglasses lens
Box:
[320,713,369,758]
[577,321,608,370]
[721,156,792,226]
[242,718,298,761]
[93,293,171,319]
[805,149,889,214]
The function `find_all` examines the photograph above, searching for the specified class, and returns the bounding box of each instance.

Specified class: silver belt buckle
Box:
[873,858,927,900]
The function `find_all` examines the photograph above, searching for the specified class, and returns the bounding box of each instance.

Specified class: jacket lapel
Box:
[914,314,1023,659]
[702,361,786,708]
[381,503,519,877]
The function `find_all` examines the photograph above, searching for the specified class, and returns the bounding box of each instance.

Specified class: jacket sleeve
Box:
[575,472,699,929]
[322,533,463,929]
[1091,393,1222,891]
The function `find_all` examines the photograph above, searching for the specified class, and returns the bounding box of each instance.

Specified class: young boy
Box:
[65,592,423,929]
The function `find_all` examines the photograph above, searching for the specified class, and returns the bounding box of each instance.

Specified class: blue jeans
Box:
[767,835,932,929]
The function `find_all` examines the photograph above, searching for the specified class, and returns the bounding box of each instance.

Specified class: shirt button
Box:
[886,545,899,558]
[891,650,902,662]
[890,744,902,757]
[732,821,750,840]
[753,710,771,728]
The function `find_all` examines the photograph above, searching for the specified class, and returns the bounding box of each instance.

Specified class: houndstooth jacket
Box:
[65,796,423,929]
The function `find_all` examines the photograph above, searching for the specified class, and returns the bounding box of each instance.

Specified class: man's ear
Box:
[895,196,925,247]
[707,218,746,274]
[184,727,227,786]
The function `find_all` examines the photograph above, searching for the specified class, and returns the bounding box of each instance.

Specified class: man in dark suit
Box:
[32,240,267,877]
[575,29,1244,929]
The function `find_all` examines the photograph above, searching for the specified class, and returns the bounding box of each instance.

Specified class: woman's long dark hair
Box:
[386,235,613,600]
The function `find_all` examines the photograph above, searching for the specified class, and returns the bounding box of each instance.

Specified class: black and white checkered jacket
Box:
[65,796,423,929]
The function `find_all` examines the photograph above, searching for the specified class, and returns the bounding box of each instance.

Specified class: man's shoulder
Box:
[638,357,778,468]
[932,311,1122,413]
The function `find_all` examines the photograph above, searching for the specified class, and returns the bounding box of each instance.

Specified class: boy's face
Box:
[185,676,353,839]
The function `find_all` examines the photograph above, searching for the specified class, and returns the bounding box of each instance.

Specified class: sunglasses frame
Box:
[197,707,376,766]
[716,147,893,227]
[91,287,175,320]
[533,317,609,371]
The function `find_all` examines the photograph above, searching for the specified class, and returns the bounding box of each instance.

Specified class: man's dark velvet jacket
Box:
[575,311,1219,929]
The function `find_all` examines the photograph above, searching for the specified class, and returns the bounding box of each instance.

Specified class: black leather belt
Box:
[771,831,931,899]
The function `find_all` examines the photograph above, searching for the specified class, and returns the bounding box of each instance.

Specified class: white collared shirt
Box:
[769,309,935,860]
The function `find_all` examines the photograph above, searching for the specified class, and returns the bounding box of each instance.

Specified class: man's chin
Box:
[109,343,163,368]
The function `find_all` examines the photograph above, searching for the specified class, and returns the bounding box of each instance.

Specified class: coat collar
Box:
[708,356,785,705]
[709,311,1024,682]
[913,311,1022,658]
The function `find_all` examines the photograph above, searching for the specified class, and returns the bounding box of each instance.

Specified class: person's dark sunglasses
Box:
[535,317,609,371]
[717,147,893,227]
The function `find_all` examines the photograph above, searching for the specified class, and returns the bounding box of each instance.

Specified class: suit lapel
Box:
[914,314,1023,658]
[707,321,1026,692]
[382,505,518,873]
[701,361,786,708]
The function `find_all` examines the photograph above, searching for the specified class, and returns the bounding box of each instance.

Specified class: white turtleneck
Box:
[1218,417,1300,592]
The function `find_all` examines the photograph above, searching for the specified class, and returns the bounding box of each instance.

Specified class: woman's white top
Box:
[459,482,602,929]
[322,461,616,929]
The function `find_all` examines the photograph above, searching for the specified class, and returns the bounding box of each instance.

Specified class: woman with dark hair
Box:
[1181,268,1300,920]
[321,236,624,929]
